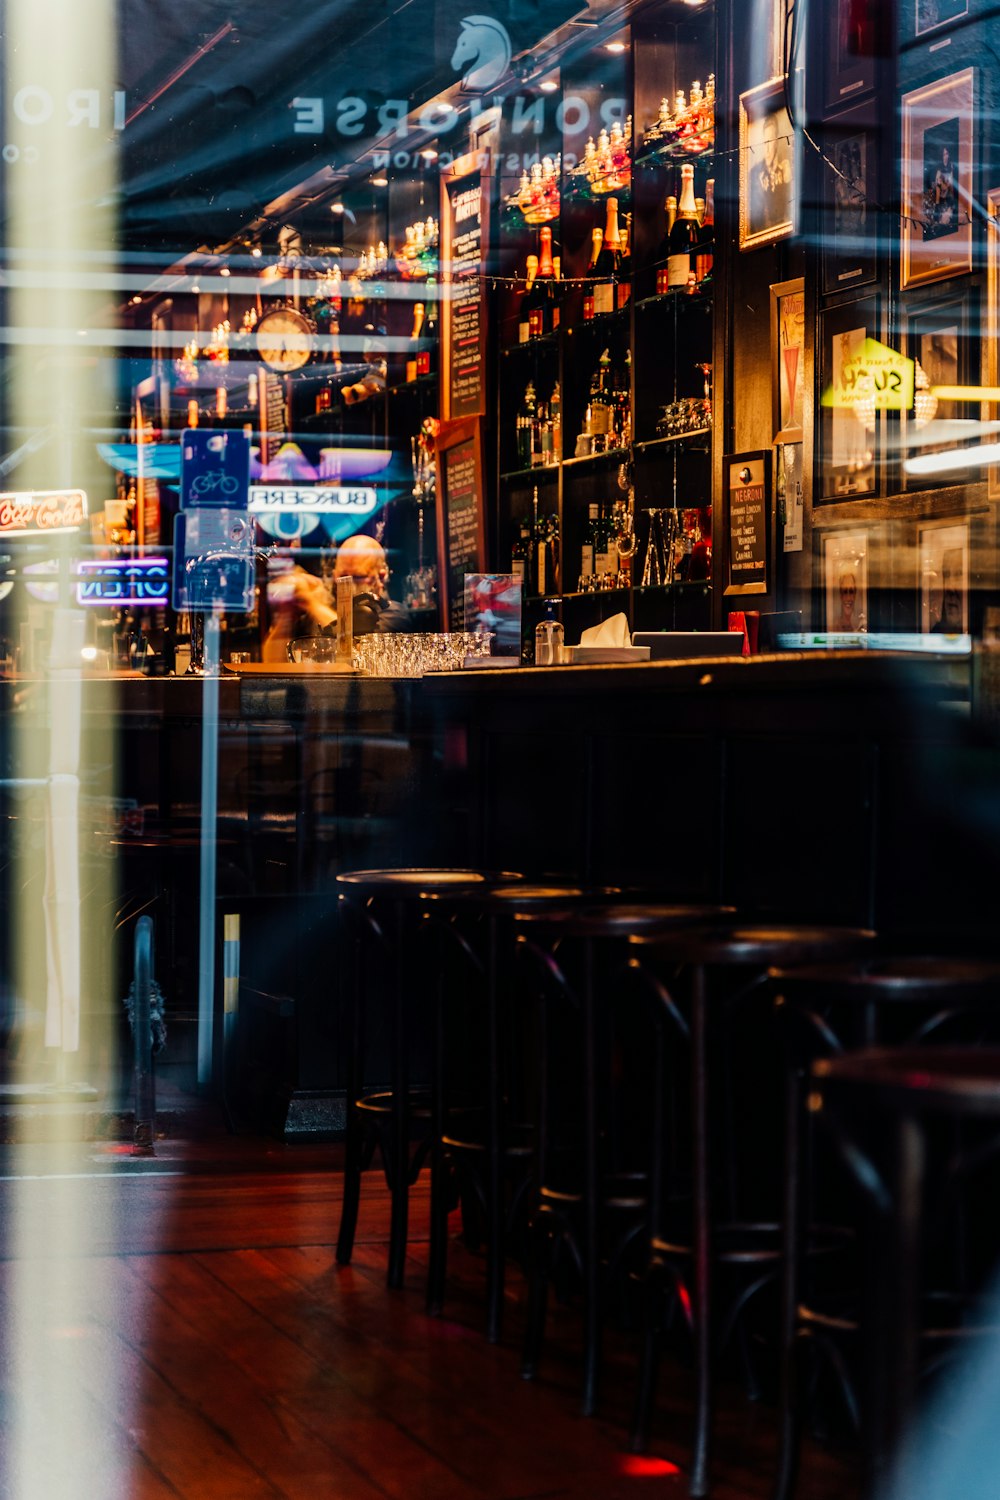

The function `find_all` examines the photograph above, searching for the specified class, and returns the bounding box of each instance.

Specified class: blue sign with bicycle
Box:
[180,431,250,510]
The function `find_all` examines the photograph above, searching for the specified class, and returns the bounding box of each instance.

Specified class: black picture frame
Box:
[723,450,772,596]
[902,287,978,491]
[824,0,880,113]
[821,110,879,295]
[915,0,969,39]
[817,294,881,503]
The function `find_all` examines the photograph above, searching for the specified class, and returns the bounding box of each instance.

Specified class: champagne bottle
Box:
[655,196,678,295]
[534,227,556,336]
[616,213,632,311]
[696,178,715,285]
[593,198,620,316]
[549,381,562,465]
[518,254,538,344]
[551,255,563,333]
[583,230,602,321]
[668,164,700,290]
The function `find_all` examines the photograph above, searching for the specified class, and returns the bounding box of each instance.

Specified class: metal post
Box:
[133,915,155,1155]
[197,611,220,1089]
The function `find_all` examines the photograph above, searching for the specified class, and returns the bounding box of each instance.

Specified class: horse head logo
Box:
[452,15,512,93]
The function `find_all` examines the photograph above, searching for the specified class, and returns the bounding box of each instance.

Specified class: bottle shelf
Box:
[501,333,559,357]
[634,147,716,174]
[634,285,712,313]
[565,307,630,336]
[561,446,630,470]
[385,373,438,397]
[561,586,630,600]
[500,463,560,484]
[634,430,711,452]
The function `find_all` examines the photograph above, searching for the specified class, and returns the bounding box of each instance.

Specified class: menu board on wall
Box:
[724,451,771,596]
[441,153,489,421]
[259,370,285,464]
[435,417,486,629]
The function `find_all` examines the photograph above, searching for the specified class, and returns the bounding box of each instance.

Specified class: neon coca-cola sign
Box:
[0,489,88,537]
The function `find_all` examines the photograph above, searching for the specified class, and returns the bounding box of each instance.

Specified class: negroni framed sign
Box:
[0,489,88,537]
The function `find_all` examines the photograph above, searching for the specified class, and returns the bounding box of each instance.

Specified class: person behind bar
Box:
[262,533,410,660]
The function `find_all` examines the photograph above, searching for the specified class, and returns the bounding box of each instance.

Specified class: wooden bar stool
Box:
[512,902,733,1422]
[809,1047,1000,1498]
[335,868,521,1289]
[418,881,625,1341]
[625,924,875,1497]
[769,957,1000,1500]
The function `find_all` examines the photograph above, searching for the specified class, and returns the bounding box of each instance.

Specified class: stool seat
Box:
[630,923,876,968]
[420,881,625,912]
[771,956,1000,1004]
[514,901,733,939]
[814,1046,1000,1117]
[337,867,520,897]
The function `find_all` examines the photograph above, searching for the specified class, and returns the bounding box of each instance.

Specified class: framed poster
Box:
[817,295,880,501]
[771,279,805,443]
[441,151,491,421]
[724,450,771,596]
[822,529,869,632]
[900,69,974,289]
[824,0,882,111]
[822,112,878,294]
[986,188,1000,499]
[915,0,969,38]
[435,417,486,629]
[903,289,977,486]
[739,79,796,250]
[918,517,969,634]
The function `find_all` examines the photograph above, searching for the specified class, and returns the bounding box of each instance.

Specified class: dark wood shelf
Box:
[634,286,712,312]
[500,463,559,484]
[501,334,559,356]
[561,446,630,470]
[635,430,711,451]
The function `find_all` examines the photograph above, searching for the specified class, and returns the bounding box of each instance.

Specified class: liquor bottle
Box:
[583,229,603,321]
[518,254,538,344]
[592,198,620,316]
[406,301,425,383]
[580,502,599,586]
[655,196,678,295]
[533,226,557,335]
[533,398,548,467]
[516,381,537,468]
[512,519,532,590]
[420,278,438,374]
[595,504,615,579]
[549,381,562,465]
[668,164,700,290]
[616,214,632,312]
[589,348,613,453]
[612,349,631,448]
[696,178,715,285]
[551,256,563,334]
[536,511,560,596]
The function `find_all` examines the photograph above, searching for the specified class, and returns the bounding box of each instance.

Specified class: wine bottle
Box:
[655,196,678,296]
[583,230,602,321]
[696,178,715,285]
[668,164,700,290]
[512,520,532,589]
[589,348,613,454]
[581,502,599,585]
[593,198,620,316]
[516,381,537,468]
[534,227,556,336]
[549,381,562,465]
[551,255,563,333]
[406,301,425,383]
[421,279,437,374]
[518,254,538,344]
[616,213,632,312]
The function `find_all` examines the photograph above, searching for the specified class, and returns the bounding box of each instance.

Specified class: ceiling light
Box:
[191,284,201,294]
[372,176,389,186]
[131,295,142,304]
[540,79,558,92]
[605,40,626,53]
[220,265,231,277]
[331,202,345,214]
[421,148,439,161]
[250,245,262,258]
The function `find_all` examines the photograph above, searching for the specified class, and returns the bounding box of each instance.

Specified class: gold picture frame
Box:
[900,68,974,289]
[770,278,805,443]
[739,79,796,251]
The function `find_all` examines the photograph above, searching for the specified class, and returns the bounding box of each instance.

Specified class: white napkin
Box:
[579,612,631,648]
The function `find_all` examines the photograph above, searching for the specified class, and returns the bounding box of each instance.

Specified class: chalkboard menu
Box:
[259,370,285,464]
[435,417,486,629]
[724,452,771,596]
[441,153,488,421]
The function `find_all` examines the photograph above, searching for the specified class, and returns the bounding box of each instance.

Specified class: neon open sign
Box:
[76,557,170,606]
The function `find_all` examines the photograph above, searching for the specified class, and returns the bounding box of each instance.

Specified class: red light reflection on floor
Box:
[618,1455,682,1477]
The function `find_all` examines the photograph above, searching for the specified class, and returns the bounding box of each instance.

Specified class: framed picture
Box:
[915,0,969,38]
[903,289,977,487]
[823,529,869,632]
[739,79,796,250]
[918,518,969,634]
[824,0,881,111]
[986,188,1000,499]
[900,69,974,289]
[723,450,772,596]
[771,279,805,443]
[817,295,880,501]
[821,112,878,294]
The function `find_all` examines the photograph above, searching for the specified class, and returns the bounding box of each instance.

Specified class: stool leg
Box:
[582,934,601,1417]
[388,903,409,1289]
[772,1064,804,1500]
[336,912,364,1267]
[690,961,712,1498]
[485,913,505,1343]
[427,935,448,1316]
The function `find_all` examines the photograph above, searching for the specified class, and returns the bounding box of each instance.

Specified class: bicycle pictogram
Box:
[190,470,240,499]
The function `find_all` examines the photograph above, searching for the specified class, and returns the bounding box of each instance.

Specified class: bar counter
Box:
[2,652,988,1122]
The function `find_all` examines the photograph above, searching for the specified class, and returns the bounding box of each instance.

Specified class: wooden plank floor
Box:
[0,1123,859,1500]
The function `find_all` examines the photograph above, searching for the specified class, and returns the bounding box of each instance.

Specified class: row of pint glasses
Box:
[354,632,493,676]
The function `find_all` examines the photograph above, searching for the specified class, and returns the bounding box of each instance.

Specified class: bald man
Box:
[262,534,410,661]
